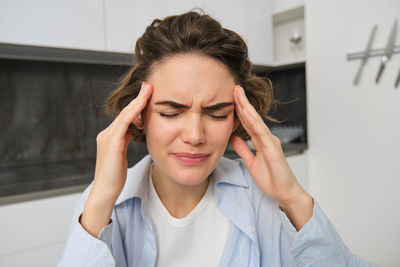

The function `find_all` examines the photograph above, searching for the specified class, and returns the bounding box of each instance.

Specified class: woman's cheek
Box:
[209,119,234,141]
[154,116,181,135]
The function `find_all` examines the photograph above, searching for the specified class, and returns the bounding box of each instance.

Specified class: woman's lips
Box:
[172,153,210,165]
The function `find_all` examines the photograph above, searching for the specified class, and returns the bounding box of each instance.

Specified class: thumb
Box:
[229,136,254,167]
[123,132,132,155]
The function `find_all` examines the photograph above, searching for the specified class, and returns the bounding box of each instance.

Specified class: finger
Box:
[107,82,150,131]
[120,81,153,118]
[234,104,261,151]
[234,86,276,151]
[123,132,132,155]
[233,86,253,135]
[233,86,260,136]
[236,87,286,163]
[122,81,153,125]
[235,86,271,136]
[113,82,153,139]
[233,87,262,150]
[237,105,264,150]
[271,134,282,146]
[132,113,143,129]
[229,136,254,167]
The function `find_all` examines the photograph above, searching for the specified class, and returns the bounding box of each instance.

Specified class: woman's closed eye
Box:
[159,112,228,120]
[210,114,228,120]
[159,113,179,118]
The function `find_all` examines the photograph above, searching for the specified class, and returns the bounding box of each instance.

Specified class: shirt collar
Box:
[213,157,249,188]
[115,154,249,206]
[115,154,152,205]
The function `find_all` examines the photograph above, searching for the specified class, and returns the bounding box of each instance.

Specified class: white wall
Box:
[305,0,400,266]
[287,151,308,190]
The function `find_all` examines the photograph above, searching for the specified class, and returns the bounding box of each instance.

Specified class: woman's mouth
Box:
[172,153,210,165]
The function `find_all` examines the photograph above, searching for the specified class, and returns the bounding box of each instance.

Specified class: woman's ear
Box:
[133,114,144,130]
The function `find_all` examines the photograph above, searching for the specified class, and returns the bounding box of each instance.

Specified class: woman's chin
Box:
[169,170,211,186]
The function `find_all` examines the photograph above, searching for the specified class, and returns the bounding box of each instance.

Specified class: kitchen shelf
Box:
[1,42,304,73]
[272,5,305,63]
[0,42,134,66]
[253,58,305,72]
[273,5,304,24]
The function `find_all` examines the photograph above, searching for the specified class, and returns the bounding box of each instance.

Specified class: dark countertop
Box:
[224,142,307,158]
[0,142,307,205]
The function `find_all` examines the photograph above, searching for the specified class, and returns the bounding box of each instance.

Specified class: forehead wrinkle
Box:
[151,84,233,110]
[147,54,235,109]
[154,99,233,113]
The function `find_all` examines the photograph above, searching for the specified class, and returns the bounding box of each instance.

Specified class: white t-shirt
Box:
[147,166,230,267]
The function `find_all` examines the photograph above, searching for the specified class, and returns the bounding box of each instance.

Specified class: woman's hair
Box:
[105,10,276,142]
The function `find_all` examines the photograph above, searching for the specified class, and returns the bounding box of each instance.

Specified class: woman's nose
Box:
[181,114,206,146]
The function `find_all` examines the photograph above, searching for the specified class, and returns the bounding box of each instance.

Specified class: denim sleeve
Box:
[57,185,116,267]
[278,200,379,267]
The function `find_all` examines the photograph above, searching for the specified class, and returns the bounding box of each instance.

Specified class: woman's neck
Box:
[151,165,210,218]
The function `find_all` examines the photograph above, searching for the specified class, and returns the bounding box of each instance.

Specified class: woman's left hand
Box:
[230,85,313,231]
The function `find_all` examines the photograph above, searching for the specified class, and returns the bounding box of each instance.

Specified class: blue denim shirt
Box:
[58,155,377,267]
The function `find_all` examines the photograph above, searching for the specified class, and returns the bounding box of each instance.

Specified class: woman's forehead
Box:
[147,54,236,103]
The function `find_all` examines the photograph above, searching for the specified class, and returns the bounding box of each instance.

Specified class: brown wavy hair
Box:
[105,10,276,143]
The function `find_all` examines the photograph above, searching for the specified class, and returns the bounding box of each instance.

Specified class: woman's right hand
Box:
[81,82,153,237]
[91,82,153,201]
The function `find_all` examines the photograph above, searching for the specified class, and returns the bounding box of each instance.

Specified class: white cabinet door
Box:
[203,0,274,65]
[0,193,82,267]
[272,0,304,14]
[0,0,274,59]
[105,0,203,53]
[105,0,274,65]
[0,0,105,51]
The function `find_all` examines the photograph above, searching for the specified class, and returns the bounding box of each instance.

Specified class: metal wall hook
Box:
[347,45,400,61]
[347,18,399,87]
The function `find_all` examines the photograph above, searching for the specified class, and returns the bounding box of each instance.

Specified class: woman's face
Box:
[142,54,237,186]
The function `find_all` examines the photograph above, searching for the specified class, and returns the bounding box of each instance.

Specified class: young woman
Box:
[58,11,376,267]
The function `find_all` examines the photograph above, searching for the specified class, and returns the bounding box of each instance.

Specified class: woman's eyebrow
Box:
[155,101,233,111]
[155,101,187,109]
[203,102,233,111]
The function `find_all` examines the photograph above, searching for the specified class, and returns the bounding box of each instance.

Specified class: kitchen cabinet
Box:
[202,0,274,65]
[272,0,304,15]
[272,6,305,64]
[0,0,106,51]
[0,0,275,64]
[270,0,306,65]
[105,0,274,65]
[104,0,203,53]
[0,193,82,267]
